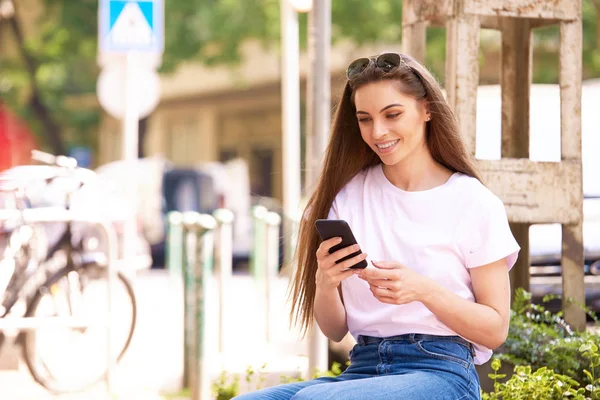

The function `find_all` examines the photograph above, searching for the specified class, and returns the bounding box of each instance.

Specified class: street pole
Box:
[305,0,331,377]
[280,0,302,270]
[122,52,139,265]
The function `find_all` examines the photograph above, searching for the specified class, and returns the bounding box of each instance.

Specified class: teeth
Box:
[376,140,398,149]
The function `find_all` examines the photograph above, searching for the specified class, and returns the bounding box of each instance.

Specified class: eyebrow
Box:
[356,103,404,115]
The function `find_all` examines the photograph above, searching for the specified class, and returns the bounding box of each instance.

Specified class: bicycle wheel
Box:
[21,263,137,393]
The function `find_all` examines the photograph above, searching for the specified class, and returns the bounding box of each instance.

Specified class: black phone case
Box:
[315,219,368,269]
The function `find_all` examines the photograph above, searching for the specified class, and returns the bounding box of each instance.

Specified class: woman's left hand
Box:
[356,261,434,305]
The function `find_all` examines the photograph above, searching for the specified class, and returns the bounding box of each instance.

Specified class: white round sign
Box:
[96,59,161,120]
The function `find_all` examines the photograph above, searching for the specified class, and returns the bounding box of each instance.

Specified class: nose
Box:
[372,119,388,139]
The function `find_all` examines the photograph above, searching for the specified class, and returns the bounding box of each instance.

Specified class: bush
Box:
[482,359,586,399]
[495,289,600,385]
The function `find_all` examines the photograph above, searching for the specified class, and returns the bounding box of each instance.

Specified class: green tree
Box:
[0,0,598,155]
[0,0,408,155]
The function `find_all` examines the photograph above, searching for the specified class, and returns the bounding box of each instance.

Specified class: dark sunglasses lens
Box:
[376,53,401,73]
[347,58,370,79]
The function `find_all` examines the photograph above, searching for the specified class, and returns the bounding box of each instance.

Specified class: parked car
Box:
[151,166,220,267]
[94,157,260,269]
[475,80,600,310]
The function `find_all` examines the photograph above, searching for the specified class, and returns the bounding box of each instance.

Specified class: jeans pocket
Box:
[415,340,470,369]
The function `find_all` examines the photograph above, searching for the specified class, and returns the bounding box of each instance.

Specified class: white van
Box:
[475,80,600,306]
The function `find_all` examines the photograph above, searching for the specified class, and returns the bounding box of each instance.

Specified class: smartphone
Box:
[315,219,368,269]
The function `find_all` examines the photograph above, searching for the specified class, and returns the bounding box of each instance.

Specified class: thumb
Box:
[371,260,403,269]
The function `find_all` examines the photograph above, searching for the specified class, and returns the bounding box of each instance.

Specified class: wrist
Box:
[316,284,339,298]
[418,278,442,306]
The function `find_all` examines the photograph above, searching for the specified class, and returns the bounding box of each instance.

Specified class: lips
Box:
[375,139,399,153]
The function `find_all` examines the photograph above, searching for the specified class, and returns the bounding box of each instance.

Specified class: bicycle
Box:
[0,151,138,393]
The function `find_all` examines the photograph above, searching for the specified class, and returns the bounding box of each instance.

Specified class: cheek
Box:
[359,126,371,143]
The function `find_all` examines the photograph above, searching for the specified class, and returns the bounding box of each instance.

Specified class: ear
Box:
[421,100,431,122]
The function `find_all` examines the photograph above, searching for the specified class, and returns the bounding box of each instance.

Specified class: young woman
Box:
[235,52,520,400]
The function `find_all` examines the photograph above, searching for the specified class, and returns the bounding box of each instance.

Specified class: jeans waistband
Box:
[357,333,475,356]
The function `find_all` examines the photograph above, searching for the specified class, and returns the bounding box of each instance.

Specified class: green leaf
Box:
[491,358,502,372]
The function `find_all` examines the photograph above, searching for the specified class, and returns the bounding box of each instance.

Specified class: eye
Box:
[357,117,372,123]
[386,113,401,119]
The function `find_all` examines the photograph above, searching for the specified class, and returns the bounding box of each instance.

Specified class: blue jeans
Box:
[233,333,481,400]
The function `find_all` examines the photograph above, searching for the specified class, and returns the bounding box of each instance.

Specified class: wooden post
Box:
[500,18,532,294]
[559,19,585,330]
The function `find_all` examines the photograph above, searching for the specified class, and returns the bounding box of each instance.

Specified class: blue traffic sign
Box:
[98,0,164,53]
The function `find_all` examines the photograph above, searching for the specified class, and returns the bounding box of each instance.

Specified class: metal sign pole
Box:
[122,51,139,265]
[306,0,331,378]
[280,0,302,270]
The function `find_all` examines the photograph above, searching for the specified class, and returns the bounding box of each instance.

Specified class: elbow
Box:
[487,323,509,350]
[322,327,348,343]
[329,331,347,343]
[316,322,348,343]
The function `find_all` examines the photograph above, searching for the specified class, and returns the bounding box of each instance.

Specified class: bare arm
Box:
[314,286,348,342]
[313,238,368,342]
[360,258,511,349]
[420,259,511,349]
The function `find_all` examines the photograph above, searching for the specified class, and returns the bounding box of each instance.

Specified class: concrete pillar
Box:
[401,0,427,63]
[500,18,533,293]
[559,19,585,330]
[401,0,585,326]
[444,14,480,155]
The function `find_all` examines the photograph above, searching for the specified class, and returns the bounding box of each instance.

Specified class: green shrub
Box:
[496,289,600,385]
[212,370,239,400]
[482,359,586,399]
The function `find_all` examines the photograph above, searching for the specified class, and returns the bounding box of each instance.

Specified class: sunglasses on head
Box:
[346,53,407,80]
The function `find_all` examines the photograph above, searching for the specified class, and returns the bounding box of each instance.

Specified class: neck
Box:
[382,143,451,191]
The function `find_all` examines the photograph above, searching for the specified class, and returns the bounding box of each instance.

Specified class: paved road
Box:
[0,269,310,399]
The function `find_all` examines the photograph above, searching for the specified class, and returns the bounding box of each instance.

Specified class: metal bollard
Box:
[181,212,196,389]
[166,211,184,277]
[213,208,235,354]
[250,206,268,343]
[264,211,282,344]
[250,205,269,280]
[182,212,217,400]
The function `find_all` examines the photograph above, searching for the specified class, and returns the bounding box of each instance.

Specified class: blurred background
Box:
[0,0,599,399]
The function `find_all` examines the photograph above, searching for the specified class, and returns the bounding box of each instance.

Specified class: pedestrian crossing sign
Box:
[99,0,164,53]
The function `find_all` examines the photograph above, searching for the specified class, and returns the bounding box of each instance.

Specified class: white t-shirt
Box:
[328,164,520,365]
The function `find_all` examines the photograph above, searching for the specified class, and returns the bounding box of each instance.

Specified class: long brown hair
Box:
[289,53,482,334]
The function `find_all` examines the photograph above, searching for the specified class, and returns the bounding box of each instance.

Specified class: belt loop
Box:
[409,333,416,343]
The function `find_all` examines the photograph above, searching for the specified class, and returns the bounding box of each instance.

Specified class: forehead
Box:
[353,81,416,110]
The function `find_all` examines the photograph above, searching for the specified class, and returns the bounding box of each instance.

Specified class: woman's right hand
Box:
[315,237,368,291]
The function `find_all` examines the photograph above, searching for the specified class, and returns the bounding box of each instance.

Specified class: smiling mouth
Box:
[375,140,399,150]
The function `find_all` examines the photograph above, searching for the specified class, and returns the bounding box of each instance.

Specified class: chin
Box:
[378,153,405,166]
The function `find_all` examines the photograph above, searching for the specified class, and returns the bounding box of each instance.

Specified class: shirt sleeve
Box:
[459,194,521,270]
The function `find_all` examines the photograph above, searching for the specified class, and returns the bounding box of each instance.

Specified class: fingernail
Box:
[336,237,343,243]
[353,244,360,251]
